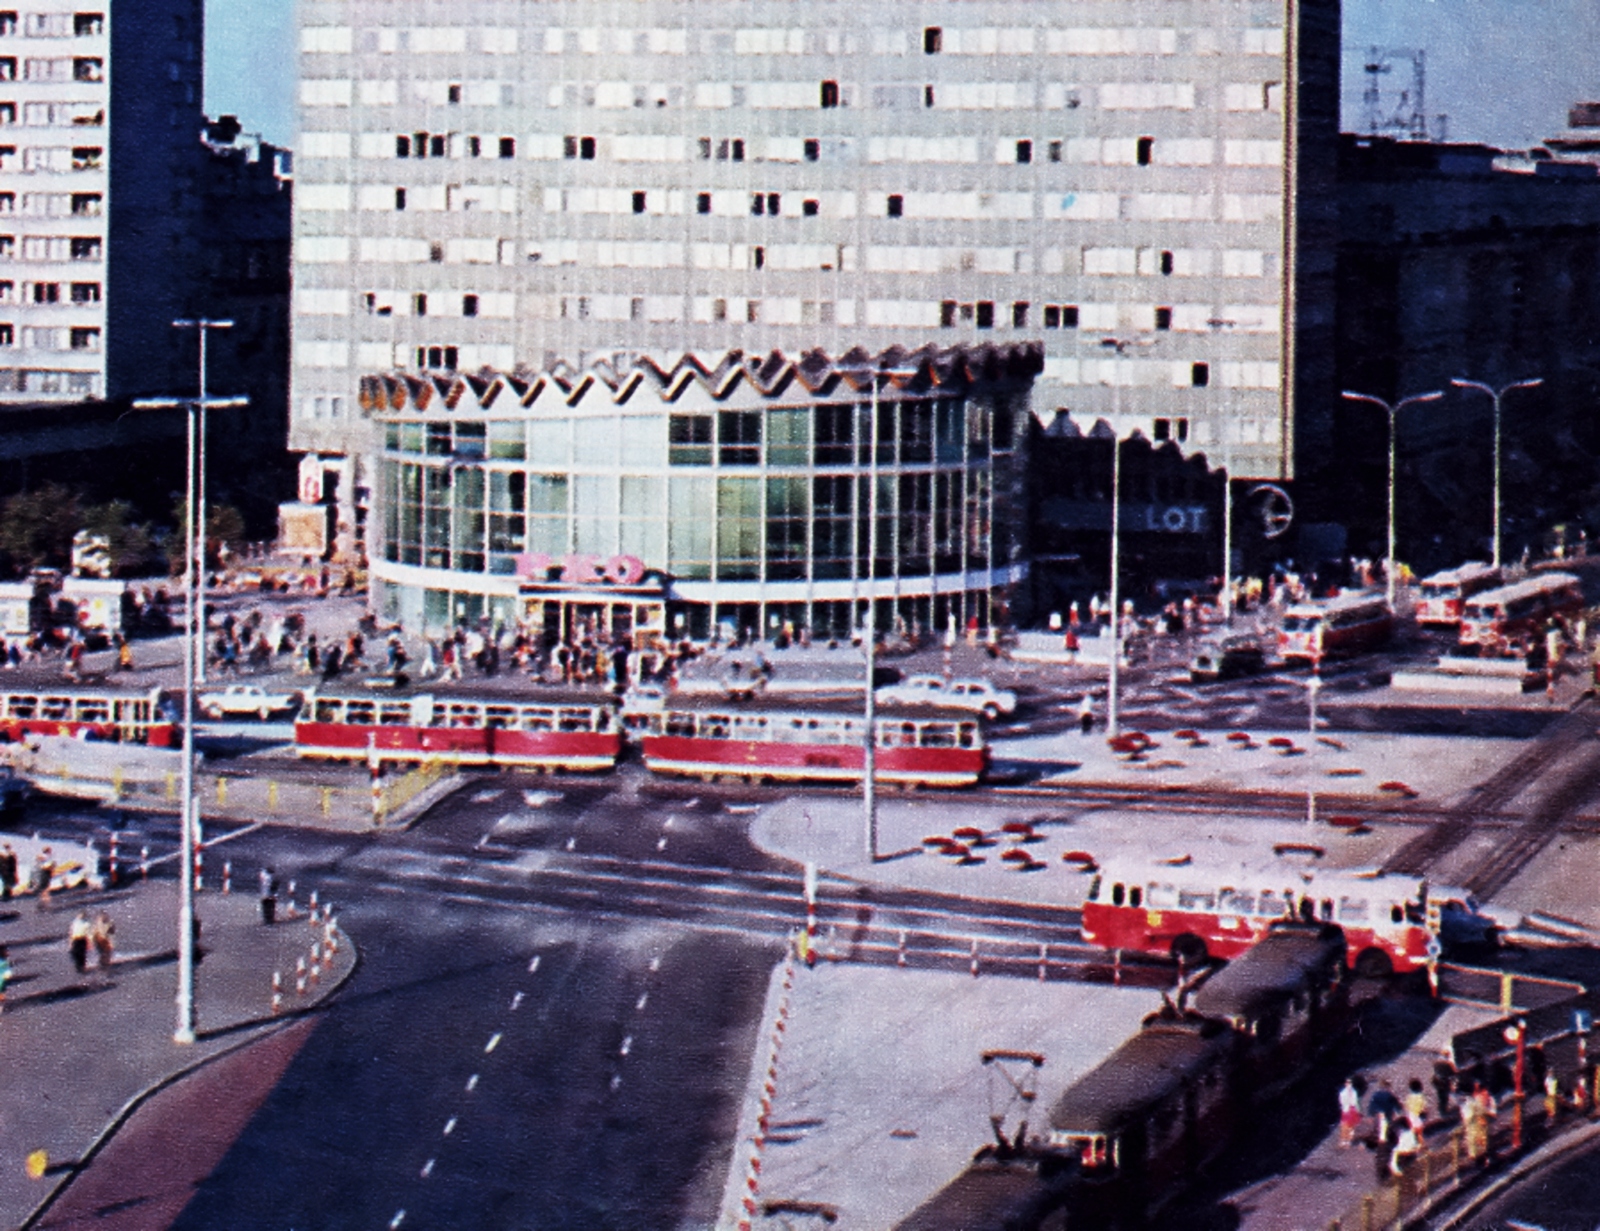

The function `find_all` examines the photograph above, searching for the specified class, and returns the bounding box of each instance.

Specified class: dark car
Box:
[1189,637,1267,683]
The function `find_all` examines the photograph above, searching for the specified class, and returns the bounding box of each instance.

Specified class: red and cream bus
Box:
[294,689,622,771]
[1278,592,1393,662]
[640,696,986,788]
[1458,572,1583,657]
[1416,562,1502,628]
[1080,858,1492,975]
[0,686,176,747]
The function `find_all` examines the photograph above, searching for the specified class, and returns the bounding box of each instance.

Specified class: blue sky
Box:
[206,0,1600,152]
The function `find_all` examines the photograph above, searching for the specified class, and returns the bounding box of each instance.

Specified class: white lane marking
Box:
[510,991,524,1010]
[649,956,661,972]
[523,790,562,807]
[466,1073,479,1092]
[656,837,668,851]
[528,955,541,973]
[610,1074,622,1091]
[443,1116,457,1135]
[725,804,760,815]
[620,1035,632,1056]
[471,790,502,804]
[636,992,648,1011]
[420,1158,435,1178]
[663,817,675,829]
[565,836,576,851]
[390,1212,406,1228]
[485,1033,502,1053]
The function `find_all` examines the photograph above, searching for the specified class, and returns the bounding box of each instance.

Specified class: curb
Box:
[17,921,359,1231]
[1420,1117,1600,1230]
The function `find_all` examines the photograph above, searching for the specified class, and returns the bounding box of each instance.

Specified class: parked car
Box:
[198,684,302,720]
[875,674,1017,719]
[1188,636,1267,683]
[0,764,28,813]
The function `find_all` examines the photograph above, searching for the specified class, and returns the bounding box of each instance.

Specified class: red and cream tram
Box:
[1278,591,1393,662]
[1415,562,1502,628]
[1080,857,1493,975]
[1458,571,1583,656]
[639,697,986,788]
[293,689,622,771]
[0,686,176,746]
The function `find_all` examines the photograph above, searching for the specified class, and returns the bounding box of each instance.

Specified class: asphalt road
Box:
[1459,1133,1600,1231]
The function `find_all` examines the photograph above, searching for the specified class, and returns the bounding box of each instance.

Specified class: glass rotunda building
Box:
[365,342,1040,644]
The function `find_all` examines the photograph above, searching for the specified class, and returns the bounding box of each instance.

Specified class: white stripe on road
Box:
[466,1073,479,1092]
[485,1033,502,1053]
[443,1117,457,1135]
[420,1158,435,1178]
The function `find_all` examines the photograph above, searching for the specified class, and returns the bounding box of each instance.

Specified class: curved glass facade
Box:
[368,347,1037,640]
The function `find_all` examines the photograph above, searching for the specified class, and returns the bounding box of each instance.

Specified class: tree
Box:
[80,500,156,577]
[167,500,249,574]
[0,483,84,573]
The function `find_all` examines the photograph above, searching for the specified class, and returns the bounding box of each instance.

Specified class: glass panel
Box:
[620,413,667,468]
[573,474,618,555]
[716,477,761,579]
[814,403,854,466]
[766,408,809,467]
[488,420,525,460]
[668,475,713,577]
[669,414,712,465]
[574,415,619,466]
[454,421,486,459]
[529,418,572,467]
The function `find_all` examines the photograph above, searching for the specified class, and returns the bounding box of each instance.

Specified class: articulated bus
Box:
[640,696,986,787]
[293,689,622,770]
[1458,572,1583,657]
[1416,562,1502,628]
[1080,858,1495,976]
[0,686,175,746]
[1278,592,1393,662]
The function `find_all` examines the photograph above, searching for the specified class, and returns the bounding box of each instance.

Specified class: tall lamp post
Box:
[1100,337,1156,739]
[1340,389,1443,607]
[132,321,247,1046]
[1450,377,1542,571]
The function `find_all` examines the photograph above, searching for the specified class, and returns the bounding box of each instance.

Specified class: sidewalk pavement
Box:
[0,873,354,1231]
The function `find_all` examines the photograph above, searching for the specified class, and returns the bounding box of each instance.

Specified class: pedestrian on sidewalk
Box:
[1462,1082,1494,1166]
[1403,1077,1429,1134]
[1369,1079,1401,1145]
[259,867,278,926]
[1338,1077,1363,1147]
[33,848,53,911]
[67,910,91,974]
[1545,1069,1562,1122]
[0,841,16,900]
[1077,693,1095,735]
[1388,1122,1421,1180]
[1433,1053,1457,1118]
[91,910,114,970]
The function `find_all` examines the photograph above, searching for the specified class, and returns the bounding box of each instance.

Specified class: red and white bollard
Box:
[308,890,319,924]
[194,846,204,893]
[108,832,119,887]
[295,957,307,996]
[271,970,283,1015]
[140,846,149,880]
[970,938,980,978]
[309,944,322,984]
[222,860,232,895]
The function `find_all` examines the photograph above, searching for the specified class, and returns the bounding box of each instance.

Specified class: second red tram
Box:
[0,686,176,747]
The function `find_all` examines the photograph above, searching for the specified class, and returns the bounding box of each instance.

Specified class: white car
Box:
[199,684,302,720]
[875,675,1017,719]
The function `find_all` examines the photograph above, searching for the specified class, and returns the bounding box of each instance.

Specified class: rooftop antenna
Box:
[1363,46,1429,141]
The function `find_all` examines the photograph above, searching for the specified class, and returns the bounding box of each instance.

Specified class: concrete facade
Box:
[0,0,204,403]
[292,0,1341,559]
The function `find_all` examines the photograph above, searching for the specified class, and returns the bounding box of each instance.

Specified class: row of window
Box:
[303,24,1280,60]
[0,101,103,127]
[0,143,101,170]
[0,235,99,261]
[0,13,104,39]
[304,77,1281,115]
[0,278,100,302]
[0,365,98,395]
[0,190,101,216]
[0,322,99,349]
[302,131,1283,169]
[0,55,100,81]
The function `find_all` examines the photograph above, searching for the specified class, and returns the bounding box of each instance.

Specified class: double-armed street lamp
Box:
[132,319,247,1046]
[1450,377,1542,571]
[1340,389,1443,607]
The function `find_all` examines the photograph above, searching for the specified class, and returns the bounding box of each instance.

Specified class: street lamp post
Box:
[1340,389,1444,607]
[1100,337,1155,739]
[132,322,246,1046]
[1450,377,1542,571]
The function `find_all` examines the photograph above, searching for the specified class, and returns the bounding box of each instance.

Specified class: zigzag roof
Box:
[358,343,1043,416]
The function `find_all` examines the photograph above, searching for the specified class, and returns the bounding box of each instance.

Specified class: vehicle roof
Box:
[661,693,980,720]
[1463,572,1582,609]
[1093,858,1424,898]
[1047,1020,1233,1134]
[303,684,615,707]
[894,1161,1056,1231]
[1420,562,1499,587]
[899,675,1003,688]
[1188,924,1345,1020]
[1282,590,1391,618]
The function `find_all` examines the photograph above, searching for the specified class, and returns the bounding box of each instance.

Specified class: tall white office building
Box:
[293,0,1337,583]
[0,1,204,402]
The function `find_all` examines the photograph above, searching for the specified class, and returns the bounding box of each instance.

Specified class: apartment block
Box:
[293,0,1338,560]
[0,0,203,403]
